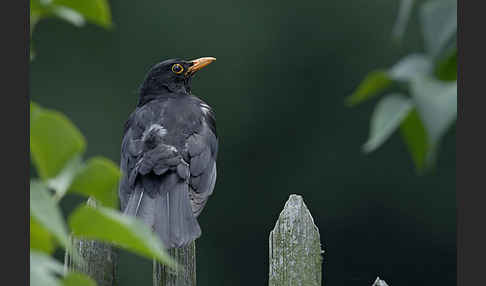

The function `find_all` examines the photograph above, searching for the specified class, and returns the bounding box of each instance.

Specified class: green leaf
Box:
[410,77,457,145]
[69,157,121,208]
[31,0,79,33]
[52,0,112,28]
[388,54,432,82]
[62,272,96,286]
[392,0,416,41]
[50,6,86,27]
[30,216,56,254]
[400,78,457,173]
[363,94,413,153]
[48,156,84,201]
[69,204,176,268]
[420,0,457,58]
[30,181,69,247]
[346,70,392,106]
[30,0,48,34]
[30,0,112,46]
[435,47,457,81]
[31,181,85,267]
[30,101,44,123]
[30,250,64,286]
[400,108,430,172]
[347,55,433,107]
[30,106,86,179]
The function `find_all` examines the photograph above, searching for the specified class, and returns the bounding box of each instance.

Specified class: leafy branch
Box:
[347,0,457,173]
[30,102,176,286]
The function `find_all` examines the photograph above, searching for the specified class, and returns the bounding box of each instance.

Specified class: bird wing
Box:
[119,104,187,210]
[186,117,218,217]
[119,113,137,211]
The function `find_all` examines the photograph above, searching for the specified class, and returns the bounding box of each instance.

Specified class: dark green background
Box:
[31,0,456,285]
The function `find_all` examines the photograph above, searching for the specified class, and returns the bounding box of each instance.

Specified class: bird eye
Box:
[171,64,184,74]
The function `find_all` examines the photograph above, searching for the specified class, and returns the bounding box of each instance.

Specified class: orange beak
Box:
[186,57,216,75]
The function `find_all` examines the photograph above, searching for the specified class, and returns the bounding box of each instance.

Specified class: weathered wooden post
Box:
[153,241,196,286]
[269,194,323,286]
[371,277,389,286]
[64,198,118,286]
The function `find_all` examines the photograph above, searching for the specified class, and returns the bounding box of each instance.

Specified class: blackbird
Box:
[118,57,218,249]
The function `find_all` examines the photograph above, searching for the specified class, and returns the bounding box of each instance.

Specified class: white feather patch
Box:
[142,124,167,140]
[200,103,211,115]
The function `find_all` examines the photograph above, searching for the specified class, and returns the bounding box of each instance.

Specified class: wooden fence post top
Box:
[269,194,323,286]
[372,277,389,286]
[153,241,196,286]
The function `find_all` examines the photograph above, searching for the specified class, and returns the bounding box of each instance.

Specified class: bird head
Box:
[138,57,216,103]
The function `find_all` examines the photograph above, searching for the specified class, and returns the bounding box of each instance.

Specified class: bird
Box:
[118,57,218,249]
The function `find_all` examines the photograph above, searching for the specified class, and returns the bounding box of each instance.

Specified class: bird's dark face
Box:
[139,57,216,99]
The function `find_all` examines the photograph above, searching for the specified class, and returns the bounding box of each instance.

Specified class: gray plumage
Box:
[118,58,218,249]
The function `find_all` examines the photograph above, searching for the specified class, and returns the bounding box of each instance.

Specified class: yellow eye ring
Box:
[171,64,184,74]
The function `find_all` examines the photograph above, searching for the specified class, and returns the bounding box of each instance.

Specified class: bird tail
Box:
[123,172,201,249]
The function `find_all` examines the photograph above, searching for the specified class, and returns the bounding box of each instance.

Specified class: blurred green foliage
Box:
[30,250,66,286]
[31,216,56,254]
[30,101,176,286]
[30,180,70,250]
[29,2,175,285]
[347,0,457,173]
[69,157,120,208]
[30,103,86,180]
[69,205,174,267]
[62,273,97,286]
[30,0,112,59]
